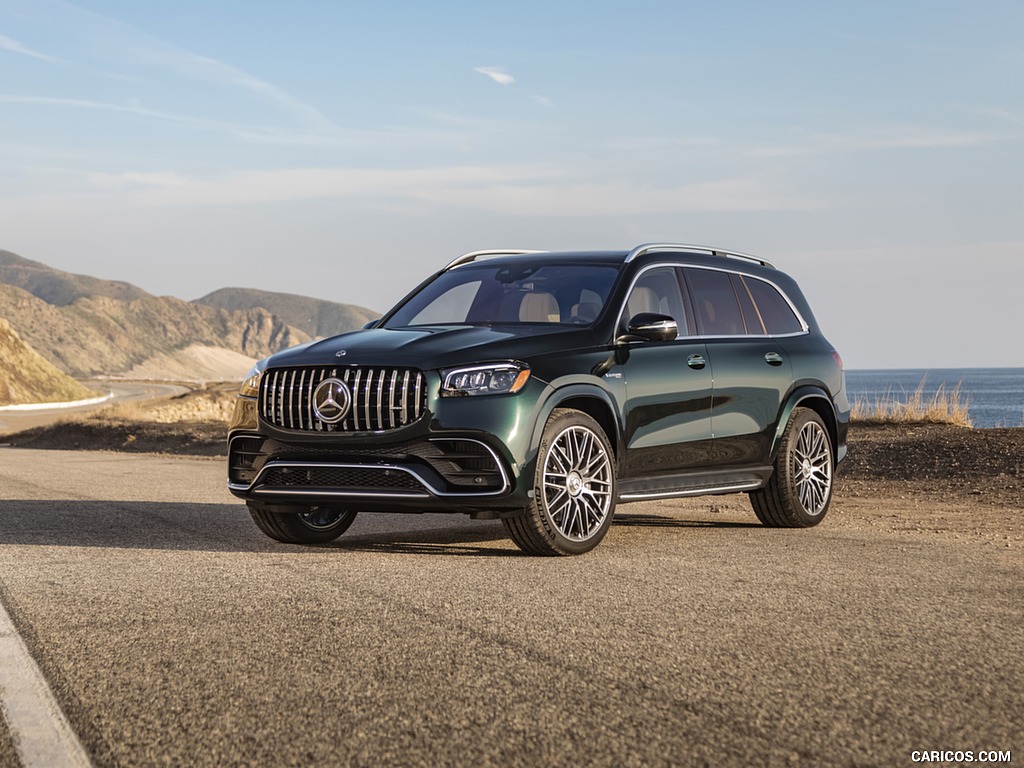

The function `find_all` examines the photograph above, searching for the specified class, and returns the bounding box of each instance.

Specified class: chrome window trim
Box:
[616,262,810,341]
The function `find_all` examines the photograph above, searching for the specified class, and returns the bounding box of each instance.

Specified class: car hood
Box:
[267,325,599,372]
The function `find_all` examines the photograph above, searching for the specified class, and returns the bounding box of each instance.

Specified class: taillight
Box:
[831,350,844,370]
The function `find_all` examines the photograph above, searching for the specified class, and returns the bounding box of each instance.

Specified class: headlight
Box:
[441,363,531,397]
[239,360,268,398]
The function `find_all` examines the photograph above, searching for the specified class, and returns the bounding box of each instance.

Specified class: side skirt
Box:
[616,466,773,502]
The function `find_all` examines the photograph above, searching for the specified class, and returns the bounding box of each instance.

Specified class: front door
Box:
[616,267,713,476]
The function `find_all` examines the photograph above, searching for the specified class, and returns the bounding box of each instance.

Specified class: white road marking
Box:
[0,393,112,412]
[0,601,93,768]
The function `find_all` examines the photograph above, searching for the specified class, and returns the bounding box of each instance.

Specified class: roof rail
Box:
[444,249,548,271]
[625,242,776,269]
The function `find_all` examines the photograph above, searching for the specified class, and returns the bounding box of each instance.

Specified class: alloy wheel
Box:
[793,421,832,516]
[542,425,614,541]
[299,507,350,530]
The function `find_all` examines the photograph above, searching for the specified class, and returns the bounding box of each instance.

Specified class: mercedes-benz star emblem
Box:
[312,378,351,424]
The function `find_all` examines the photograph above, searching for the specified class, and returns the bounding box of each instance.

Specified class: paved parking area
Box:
[0,448,1021,767]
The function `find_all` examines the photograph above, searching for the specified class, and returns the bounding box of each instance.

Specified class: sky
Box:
[1,0,1022,369]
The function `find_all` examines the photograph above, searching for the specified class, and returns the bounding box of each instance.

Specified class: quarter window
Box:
[744,278,804,335]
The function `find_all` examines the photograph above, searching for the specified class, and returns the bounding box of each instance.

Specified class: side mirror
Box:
[362,319,381,330]
[619,313,678,343]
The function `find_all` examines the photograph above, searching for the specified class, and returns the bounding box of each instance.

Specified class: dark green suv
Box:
[228,243,849,555]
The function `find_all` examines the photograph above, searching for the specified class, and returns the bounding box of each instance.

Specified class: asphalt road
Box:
[0,382,189,436]
[0,448,1021,767]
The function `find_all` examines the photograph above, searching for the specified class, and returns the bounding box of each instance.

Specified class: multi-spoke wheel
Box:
[503,408,617,555]
[248,503,358,544]
[749,407,834,528]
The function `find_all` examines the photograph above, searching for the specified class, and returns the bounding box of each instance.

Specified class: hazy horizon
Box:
[2,1,1022,369]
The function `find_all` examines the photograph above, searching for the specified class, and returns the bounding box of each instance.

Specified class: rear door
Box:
[684,268,795,468]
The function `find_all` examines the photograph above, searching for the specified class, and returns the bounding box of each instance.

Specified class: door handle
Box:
[687,354,706,370]
[764,352,784,366]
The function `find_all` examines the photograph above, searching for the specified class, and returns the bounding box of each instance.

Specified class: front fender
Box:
[522,382,622,479]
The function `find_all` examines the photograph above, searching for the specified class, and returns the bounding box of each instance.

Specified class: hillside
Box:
[0,283,308,378]
[195,287,378,339]
[0,249,378,381]
[0,249,150,306]
[0,317,98,406]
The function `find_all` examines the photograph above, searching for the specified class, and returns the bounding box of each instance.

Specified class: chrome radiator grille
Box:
[259,367,426,433]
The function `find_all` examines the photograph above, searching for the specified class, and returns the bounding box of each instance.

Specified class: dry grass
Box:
[851,379,973,427]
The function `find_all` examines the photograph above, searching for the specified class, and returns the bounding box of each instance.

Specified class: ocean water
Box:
[845,368,1024,429]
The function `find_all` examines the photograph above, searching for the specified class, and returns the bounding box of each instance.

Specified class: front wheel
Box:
[749,407,834,528]
[503,408,617,556]
[248,503,358,544]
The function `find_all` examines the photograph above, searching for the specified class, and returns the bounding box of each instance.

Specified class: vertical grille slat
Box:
[286,369,296,429]
[351,369,362,432]
[260,366,426,434]
[376,369,385,431]
[388,370,399,430]
[297,369,307,430]
[364,369,374,431]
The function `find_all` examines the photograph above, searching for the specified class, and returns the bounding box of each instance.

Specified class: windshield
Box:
[384,263,619,327]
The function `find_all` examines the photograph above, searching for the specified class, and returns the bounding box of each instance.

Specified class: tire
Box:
[248,503,358,544]
[749,407,834,528]
[503,408,617,556]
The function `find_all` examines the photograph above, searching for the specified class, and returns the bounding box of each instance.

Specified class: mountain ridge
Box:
[0,249,152,306]
[0,249,378,387]
[196,287,378,340]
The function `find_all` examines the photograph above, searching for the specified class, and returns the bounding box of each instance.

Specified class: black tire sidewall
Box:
[249,503,357,545]
[532,409,617,555]
[777,408,834,525]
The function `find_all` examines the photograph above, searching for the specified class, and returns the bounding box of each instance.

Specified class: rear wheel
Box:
[503,408,617,556]
[248,503,358,544]
[749,407,834,527]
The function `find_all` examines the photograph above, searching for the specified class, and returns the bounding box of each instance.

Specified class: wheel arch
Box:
[772,386,839,465]
[529,385,621,461]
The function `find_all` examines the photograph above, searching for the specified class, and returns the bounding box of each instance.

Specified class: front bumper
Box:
[227,431,527,513]
[226,378,549,514]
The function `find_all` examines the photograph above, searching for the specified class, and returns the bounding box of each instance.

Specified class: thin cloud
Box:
[0,33,62,63]
[747,128,1005,158]
[0,94,482,153]
[43,1,335,130]
[126,44,335,130]
[475,67,515,86]
[62,164,817,216]
[0,94,248,132]
[970,107,1024,129]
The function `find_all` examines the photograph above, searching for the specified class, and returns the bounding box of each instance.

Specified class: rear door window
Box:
[684,269,745,336]
[731,274,765,335]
